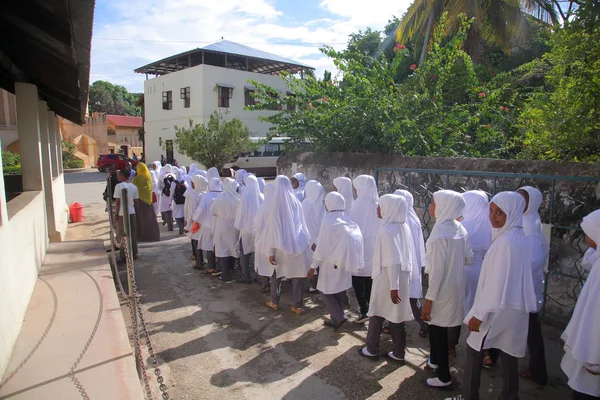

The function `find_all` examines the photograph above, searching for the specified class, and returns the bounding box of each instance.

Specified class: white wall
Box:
[0,129,18,151]
[144,64,290,166]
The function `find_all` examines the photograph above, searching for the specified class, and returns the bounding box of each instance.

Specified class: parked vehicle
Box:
[224,137,291,177]
[97,154,139,172]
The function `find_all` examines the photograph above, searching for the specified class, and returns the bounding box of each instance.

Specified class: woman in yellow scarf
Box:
[132,163,160,242]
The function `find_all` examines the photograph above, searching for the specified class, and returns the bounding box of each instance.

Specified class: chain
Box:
[106,194,126,296]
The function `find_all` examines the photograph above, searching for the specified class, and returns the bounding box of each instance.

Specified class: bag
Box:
[152,192,157,204]
[162,176,173,197]
[173,182,187,205]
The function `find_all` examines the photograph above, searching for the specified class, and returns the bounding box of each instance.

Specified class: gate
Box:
[375,167,600,323]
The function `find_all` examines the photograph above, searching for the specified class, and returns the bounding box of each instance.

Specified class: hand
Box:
[390,290,401,304]
[422,299,432,322]
[468,317,483,332]
[307,268,316,280]
[311,243,316,252]
[191,222,200,233]
[269,256,277,266]
[585,368,600,376]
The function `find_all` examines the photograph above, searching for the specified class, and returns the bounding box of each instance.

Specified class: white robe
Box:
[158,175,176,213]
[254,185,275,277]
[349,175,379,277]
[211,178,240,258]
[197,191,220,251]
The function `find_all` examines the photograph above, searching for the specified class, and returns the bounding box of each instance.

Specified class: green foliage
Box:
[88,80,142,116]
[174,112,257,171]
[2,151,20,167]
[2,165,21,175]
[64,159,85,169]
[62,139,77,162]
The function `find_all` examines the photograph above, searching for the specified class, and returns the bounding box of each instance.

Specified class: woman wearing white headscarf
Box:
[394,189,429,336]
[195,177,222,274]
[257,177,266,193]
[150,168,159,214]
[158,164,177,231]
[171,169,188,234]
[254,183,275,292]
[358,194,415,363]
[560,209,600,400]
[235,174,264,283]
[349,175,379,323]
[422,190,473,390]
[303,181,326,242]
[454,192,537,400]
[235,169,247,192]
[310,192,363,329]
[291,172,307,202]
[210,178,241,282]
[582,246,599,272]
[207,167,220,181]
[189,164,198,175]
[188,175,208,269]
[333,177,354,212]
[259,175,312,315]
[517,186,549,385]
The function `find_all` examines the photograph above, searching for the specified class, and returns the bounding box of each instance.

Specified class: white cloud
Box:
[90,0,412,92]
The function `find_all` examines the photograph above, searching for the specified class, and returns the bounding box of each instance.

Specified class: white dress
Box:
[272,247,312,279]
[464,248,486,316]
[210,193,240,258]
[197,192,220,251]
[316,262,353,295]
[158,177,176,213]
[368,265,413,324]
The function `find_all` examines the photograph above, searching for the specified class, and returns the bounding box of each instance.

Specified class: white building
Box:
[135,40,313,166]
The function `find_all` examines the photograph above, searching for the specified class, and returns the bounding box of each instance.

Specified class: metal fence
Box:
[375,167,600,323]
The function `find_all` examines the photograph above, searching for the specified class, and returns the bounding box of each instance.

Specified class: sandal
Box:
[483,355,494,369]
[382,327,391,334]
[290,306,304,316]
[266,301,279,311]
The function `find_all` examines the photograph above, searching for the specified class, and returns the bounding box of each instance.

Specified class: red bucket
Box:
[69,202,84,223]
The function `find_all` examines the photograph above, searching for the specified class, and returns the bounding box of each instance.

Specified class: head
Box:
[489,202,507,228]
[221,168,234,179]
[429,190,465,221]
[489,191,526,234]
[222,177,238,195]
[290,177,299,189]
[208,177,223,192]
[517,186,542,215]
[109,165,118,175]
[305,180,325,203]
[192,175,208,194]
[352,175,378,200]
[394,189,414,209]
[118,169,129,182]
[126,161,132,170]
[581,209,600,250]
[324,192,345,212]
[136,163,150,177]
[150,163,156,171]
[378,194,407,224]
[275,175,293,193]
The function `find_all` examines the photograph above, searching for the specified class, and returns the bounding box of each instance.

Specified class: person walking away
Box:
[172,169,188,234]
[132,153,138,161]
[333,177,354,213]
[445,192,537,400]
[159,165,176,231]
[291,172,307,202]
[103,165,119,203]
[150,161,162,215]
[349,175,380,324]
[560,209,600,400]
[422,190,473,390]
[517,186,549,385]
[114,169,139,259]
[395,189,429,338]
[195,178,222,274]
[254,184,276,292]
[131,163,160,242]
[211,178,241,282]
[303,180,326,292]
[259,176,312,315]
[189,175,208,269]
[257,178,266,193]
[234,174,263,283]
[234,169,247,193]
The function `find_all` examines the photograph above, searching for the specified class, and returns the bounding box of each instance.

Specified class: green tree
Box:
[88,80,142,116]
[174,112,257,170]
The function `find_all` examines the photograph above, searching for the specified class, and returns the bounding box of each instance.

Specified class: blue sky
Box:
[90,0,413,92]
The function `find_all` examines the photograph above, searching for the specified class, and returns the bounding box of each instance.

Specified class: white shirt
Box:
[113,182,138,216]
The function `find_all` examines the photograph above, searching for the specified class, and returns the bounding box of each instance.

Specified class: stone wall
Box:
[278,152,600,325]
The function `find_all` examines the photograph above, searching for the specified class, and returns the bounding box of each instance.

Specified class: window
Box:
[286,92,296,111]
[162,91,172,110]
[218,86,232,108]
[180,87,190,108]
[268,91,282,111]
[244,88,256,107]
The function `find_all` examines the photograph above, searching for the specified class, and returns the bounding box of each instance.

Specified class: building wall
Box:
[114,127,142,158]
[60,112,109,165]
[0,89,18,151]
[144,64,289,165]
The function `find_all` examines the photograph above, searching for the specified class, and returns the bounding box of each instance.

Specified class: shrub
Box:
[65,159,85,169]
[3,165,22,175]
[2,151,20,167]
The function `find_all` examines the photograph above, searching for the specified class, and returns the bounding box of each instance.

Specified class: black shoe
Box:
[354,314,369,324]
[357,346,379,360]
[219,276,233,283]
[323,319,347,331]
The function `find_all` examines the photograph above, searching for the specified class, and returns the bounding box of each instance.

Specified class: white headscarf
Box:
[462,190,492,251]
[189,164,197,174]
[197,178,222,229]
[207,167,220,181]
[303,180,326,241]
[257,177,266,193]
[562,210,600,371]
[292,172,307,201]
[313,192,364,274]
[260,175,310,257]
[468,192,537,317]
[254,185,276,257]
[195,169,207,178]
[191,175,208,194]
[212,178,240,222]
[333,177,354,211]
[235,174,264,235]
[152,161,162,175]
[150,170,158,189]
[161,164,173,180]
[394,189,426,268]
[180,166,187,175]
[349,175,379,273]
[372,194,416,279]
[518,186,549,255]
[235,169,247,186]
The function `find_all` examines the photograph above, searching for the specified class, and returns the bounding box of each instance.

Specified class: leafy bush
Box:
[3,165,21,175]
[64,159,85,169]
[2,151,20,167]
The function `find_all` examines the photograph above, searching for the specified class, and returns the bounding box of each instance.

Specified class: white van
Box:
[224,137,290,177]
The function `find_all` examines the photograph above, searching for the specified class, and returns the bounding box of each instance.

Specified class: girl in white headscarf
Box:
[171,169,188,234]
[257,177,266,193]
[210,178,241,282]
[254,183,275,292]
[234,174,264,283]
[394,189,429,336]
[207,167,220,181]
[235,169,247,192]
[422,190,473,390]
[333,177,354,213]
[151,161,162,214]
[358,194,415,363]
[303,180,326,293]
[349,175,379,323]
[582,246,599,272]
[291,172,307,202]
[457,192,537,400]
[560,209,600,400]
[310,192,363,329]
[189,164,198,175]
[195,177,222,274]
[188,175,208,269]
[158,164,176,231]
[516,186,549,384]
[150,169,159,214]
[259,175,312,315]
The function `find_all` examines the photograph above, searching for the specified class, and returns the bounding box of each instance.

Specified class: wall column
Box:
[15,83,43,192]
[56,118,63,174]
[0,141,8,225]
[47,111,59,178]
[38,101,58,240]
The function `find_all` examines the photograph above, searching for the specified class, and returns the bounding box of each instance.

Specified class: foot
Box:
[190,255,196,261]
[204,268,215,275]
[308,287,318,293]
[219,276,233,282]
[212,271,223,276]
[425,358,438,372]
[382,326,391,334]
[357,346,379,360]
[354,314,369,324]
[385,352,405,365]
[266,301,279,311]
[426,377,453,390]
[290,306,304,316]
[519,370,547,386]
[444,396,465,400]
[483,355,494,369]
[323,319,347,331]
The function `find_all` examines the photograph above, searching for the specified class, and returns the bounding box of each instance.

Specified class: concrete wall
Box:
[144,64,290,165]
[60,112,109,165]
[0,89,18,151]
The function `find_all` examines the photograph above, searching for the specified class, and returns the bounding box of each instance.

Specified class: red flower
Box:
[409,64,417,70]
[502,106,510,112]
[393,44,407,53]
[478,92,486,98]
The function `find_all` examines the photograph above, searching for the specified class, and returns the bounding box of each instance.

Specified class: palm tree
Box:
[396,0,559,65]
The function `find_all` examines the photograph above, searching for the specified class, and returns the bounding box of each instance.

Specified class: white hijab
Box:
[257,177,266,193]
[333,177,354,211]
[293,172,306,199]
[519,186,549,254]
[261,175,310,257]
[234,174,264,235]
[207,167,220,181]
[372,194,415,278]
[150,170,158,188]
[394,189,426,268]
[562,210,600,370]
[462,190,492,251]
[468,192,537,317]
[189,164,197,174]
[313,192,364,274]
[235,169,247,186]
[254,185,276,256]
[197,178,223,227]
[303,180,326,240]
[212,178,240,221]
[152,161,162,175]
[191,175,208,194]
[349,175,379,240]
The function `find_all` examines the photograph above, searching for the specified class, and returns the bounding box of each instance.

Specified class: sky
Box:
[90,0,413,93]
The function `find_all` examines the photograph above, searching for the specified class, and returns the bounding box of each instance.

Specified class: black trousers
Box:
[217,256,236,280]
[352,276,373,316]
[527,312,548,385]
[573,391,600,400]
[161,210,173,230]
[448,325,462,349]
[464,344,519,400]
[429,325,451,383]
[205,250,216,270]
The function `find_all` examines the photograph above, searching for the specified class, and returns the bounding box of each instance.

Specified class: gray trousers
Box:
[410,298,429,330]
[366,316,406,359]
[322,291,347,325]
[464,344,519,400]
[205,250,216,270]
[239,238,253,282]
[270,272,305,308]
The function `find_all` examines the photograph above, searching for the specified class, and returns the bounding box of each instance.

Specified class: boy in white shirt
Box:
[114,169,139,259]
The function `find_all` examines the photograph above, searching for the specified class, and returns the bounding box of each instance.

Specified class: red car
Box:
[97,154,139,172]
